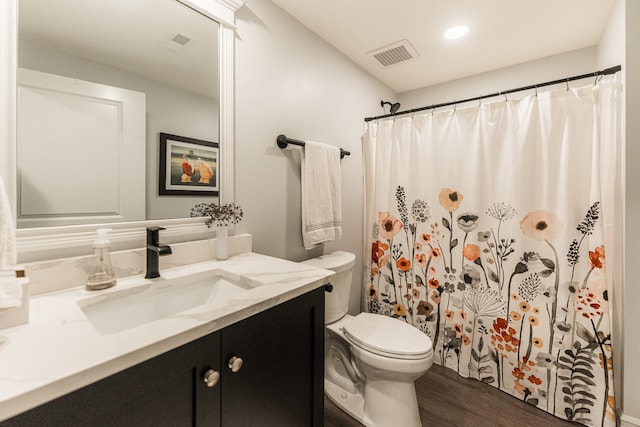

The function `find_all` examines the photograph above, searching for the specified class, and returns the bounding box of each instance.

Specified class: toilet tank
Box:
[301,251,356,324]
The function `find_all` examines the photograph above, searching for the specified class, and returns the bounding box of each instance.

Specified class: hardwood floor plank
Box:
[324,364,579,426]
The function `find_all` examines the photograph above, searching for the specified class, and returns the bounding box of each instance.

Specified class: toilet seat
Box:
[342,313,433,360]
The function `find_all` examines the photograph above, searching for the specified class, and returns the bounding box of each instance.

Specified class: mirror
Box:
[17,0,220,228]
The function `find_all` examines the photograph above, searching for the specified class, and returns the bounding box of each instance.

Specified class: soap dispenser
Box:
[86,228,117,291]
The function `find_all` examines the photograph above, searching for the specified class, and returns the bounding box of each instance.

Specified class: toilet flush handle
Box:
[325,283,333,292]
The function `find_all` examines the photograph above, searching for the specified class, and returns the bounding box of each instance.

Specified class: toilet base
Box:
[325,379,370,426]
[325,376,423,427]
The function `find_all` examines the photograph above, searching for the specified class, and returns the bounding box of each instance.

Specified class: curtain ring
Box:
[566,78,570,91]
[534,84,538,97]
[504,91,508,102]
[594,72,598,86]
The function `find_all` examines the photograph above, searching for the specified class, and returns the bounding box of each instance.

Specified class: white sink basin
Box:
[77,270,254,334]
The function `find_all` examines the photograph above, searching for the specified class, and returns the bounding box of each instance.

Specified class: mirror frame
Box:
[1,0,245,262]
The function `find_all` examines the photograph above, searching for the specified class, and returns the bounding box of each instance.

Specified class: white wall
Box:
[596,0,627,422]
[19,42,219,221]
[624,3,640,422]
[233,0,395,314]
[611,0,640,424]
[399,46,597,108]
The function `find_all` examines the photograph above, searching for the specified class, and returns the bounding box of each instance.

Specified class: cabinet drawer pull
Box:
[203,369,220,388]
[228,356,243,373]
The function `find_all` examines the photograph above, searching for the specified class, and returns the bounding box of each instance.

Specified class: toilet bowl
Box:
[302,252,433,427]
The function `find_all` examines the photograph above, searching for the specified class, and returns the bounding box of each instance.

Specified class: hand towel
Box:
[0,176,21,309]
[301,141,342,249]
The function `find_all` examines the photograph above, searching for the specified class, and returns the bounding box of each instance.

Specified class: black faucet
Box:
[145,226,172,279]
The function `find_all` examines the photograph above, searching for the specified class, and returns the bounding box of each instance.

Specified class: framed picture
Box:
[159,133,219,196]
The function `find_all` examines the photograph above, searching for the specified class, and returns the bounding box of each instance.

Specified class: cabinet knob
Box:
[228,356,243,373]
[203,369,220,388]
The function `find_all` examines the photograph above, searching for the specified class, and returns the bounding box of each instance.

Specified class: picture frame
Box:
[159,133,219,196]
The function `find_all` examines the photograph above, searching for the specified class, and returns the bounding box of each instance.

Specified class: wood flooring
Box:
[324,363,579,427]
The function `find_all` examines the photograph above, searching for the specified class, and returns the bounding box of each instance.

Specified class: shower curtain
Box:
[363,76,620,426]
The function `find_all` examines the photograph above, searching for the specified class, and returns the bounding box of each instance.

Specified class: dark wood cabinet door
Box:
[3,332,221,427]
[220,287,325,427]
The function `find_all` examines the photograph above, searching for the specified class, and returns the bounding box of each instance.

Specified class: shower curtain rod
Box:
[364,65,622,122]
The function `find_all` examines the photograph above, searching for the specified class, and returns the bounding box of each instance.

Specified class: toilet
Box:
[302,252,433,427]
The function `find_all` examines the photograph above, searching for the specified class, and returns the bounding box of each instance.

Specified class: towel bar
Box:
[276,134,350,159]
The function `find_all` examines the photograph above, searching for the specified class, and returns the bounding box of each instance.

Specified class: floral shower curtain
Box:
[363,76,620,426]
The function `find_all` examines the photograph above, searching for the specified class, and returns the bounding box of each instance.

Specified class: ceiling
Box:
[271,0,617,94]
[18,0,219,99]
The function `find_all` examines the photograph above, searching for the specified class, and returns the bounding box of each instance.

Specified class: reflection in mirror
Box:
[17,0,220,228]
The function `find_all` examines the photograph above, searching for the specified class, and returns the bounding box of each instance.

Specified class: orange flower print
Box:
[493,317,508,333]
[528,316,539,326]
[445,309,454,320]
[428,278,440,289]
[439,188,464,212]
[527,375,542,385]
[532,337,544,348]
[519,301,530,312]
[512,367,525,380]
[371,240,388,266]
[397,257,411,272]
[420,233,431,243]
[378,212,403,240]
[429,247,442,263]
[413,288,420,299]
[520,210,564,241]
[462,334,471,345]
[369,284,378,299]
[491,318,519,356]
[576,288,605,319]
[510,311,522,321]
[462,244,481,261]
[393,303,407,317]
[589,245,605,269]
[453,324,463,337]
[431,292,441,304]
[513,380,527,395]
[415,253,427,267]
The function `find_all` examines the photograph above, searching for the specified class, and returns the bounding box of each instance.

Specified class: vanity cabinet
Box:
[3,287,325,426]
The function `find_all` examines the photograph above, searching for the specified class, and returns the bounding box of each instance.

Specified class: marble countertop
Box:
[0,252,333,421]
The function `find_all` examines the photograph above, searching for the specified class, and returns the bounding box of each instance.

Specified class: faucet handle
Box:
[146,226,166,245]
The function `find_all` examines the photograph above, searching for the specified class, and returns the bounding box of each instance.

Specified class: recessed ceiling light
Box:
[444,25,469,40]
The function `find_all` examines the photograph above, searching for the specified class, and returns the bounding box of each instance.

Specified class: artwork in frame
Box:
[159,133,219,196]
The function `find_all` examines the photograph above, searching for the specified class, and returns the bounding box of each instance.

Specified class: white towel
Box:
[0,176,21,309]
[301,141,342,249]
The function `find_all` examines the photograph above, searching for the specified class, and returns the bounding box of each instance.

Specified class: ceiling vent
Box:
[165,33,194,53]
[368,40,418,67]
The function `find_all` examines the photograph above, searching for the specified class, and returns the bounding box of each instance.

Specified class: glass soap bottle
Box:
[86,228,117,291]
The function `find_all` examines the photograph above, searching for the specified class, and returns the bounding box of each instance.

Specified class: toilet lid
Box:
[342,313,432,360]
